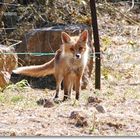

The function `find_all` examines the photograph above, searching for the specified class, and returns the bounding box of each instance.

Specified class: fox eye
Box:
[79,47,84,51]
[70,47,74,52]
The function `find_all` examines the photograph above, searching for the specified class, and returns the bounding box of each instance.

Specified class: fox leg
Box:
[74,74,82,100]
[63,75,72,101]
[54,75,63,99]
[68,82,73,98]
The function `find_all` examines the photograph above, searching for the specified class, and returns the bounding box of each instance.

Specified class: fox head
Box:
[61,30,89,60]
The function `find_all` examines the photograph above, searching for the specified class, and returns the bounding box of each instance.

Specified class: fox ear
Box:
[61,32,71,44]
[79,30,88,43]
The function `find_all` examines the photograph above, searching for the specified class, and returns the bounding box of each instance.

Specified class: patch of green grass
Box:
[71,99,80,107]
[0,95,5,102]
[11,95,24,103]
[1,83,42,109]
[101,36,112,51]
[15,80,29,88]
[102,67,112,80]
[5,80,29,92]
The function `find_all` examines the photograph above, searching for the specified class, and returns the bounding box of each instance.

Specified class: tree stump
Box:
[0,45,18,88]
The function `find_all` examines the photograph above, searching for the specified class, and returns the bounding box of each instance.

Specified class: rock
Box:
[15,24,94,89]
[107,122,124,129]
[36,98,54,108]
[16,24,93,65]
[36,98,44,105]
[95,105,106,113]
[88,96,102,104]
[43,100,54,108]
[0,45,18,88]
[70,111,88,127]
[10,131,16,136]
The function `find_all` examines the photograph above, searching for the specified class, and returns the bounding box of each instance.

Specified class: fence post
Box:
[90,0,101,89]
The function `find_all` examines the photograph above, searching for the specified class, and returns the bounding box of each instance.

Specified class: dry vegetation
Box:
[0,0,140,136]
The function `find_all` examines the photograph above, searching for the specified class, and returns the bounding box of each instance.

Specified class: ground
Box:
[0,1,140,136]
[0,73,140,136]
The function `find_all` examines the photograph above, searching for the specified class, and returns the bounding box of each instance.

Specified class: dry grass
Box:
[0,1,140,136]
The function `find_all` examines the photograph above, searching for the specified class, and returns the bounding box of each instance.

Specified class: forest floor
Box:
[0,1,140,136]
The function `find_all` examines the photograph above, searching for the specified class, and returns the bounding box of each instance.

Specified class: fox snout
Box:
[75,53,81,59]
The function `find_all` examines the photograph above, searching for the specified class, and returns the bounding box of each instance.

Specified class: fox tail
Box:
[12,58,55,77]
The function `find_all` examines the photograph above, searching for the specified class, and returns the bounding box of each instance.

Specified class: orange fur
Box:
[13,30,89,101]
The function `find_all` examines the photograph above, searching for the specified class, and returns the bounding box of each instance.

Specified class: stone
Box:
[0,45,18,88]
[95,105,106,113]
[36,98,54,108]
[88,96,102,104]
[70,111,88,127]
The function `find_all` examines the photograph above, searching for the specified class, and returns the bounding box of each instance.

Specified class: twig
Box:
[30,5,46,22]
[127,0,135,12]
[104,2,140,26]
[1,22,8,45]
[9,40,22,48]
[0,27,16,30]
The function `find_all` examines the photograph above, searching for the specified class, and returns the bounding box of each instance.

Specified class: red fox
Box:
[13,30,89,101]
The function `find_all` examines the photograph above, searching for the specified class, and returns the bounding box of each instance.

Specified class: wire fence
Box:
[0,1,140,65]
